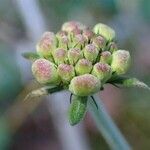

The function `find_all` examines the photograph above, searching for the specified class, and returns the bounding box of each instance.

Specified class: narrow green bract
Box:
[68,95,87,125]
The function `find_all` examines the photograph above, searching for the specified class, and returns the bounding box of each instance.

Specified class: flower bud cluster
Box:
[31,21,131,96]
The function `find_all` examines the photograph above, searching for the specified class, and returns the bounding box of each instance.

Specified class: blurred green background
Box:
[0,0,150,150]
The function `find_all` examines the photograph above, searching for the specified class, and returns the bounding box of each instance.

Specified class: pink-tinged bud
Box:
[69,74,101,96]
[111,50,131,75]
[57,64,75,84]
[53,48,67,65]
[107,42,117,52]
[72,28,82,35]
[36,32,56,58]
[73,34,86,49]
[68,48,83,65]
[75,59,93,75]
[82,29,95,41]
[93,23,116,41]
[56,31,68,37]
[58,35,69,49]
[62,21,87,33]
[100,51,112,64]
[83,44,99,63]
[92,35,106,49]
[32,58,60,84]
[92,62,112,83]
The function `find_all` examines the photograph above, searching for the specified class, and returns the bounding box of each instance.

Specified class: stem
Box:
[47,86,64,94]
[88,95,131,150]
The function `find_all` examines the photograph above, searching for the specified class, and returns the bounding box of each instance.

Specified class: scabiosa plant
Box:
[23,21,150,150]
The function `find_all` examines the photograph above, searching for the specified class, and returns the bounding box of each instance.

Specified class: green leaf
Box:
[88,95,131,150]
[122,78,150,90]
[22,52,40,61]
[68,95,87,126]
[107,75,150,90]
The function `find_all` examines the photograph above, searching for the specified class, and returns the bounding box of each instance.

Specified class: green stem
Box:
[47,86,64,94]
[88,95,131,150]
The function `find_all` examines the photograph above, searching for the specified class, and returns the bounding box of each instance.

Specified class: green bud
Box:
[92,62,112,83]
[69,74,101,96]
[92,35,106,49]
[100,51,112,64]
[32,58,60,84]
[57,64,75,84]
[68,48,83,65]
[53,48,67,65]
[75,59,93,75]
[73,34,86,49]
[82,29,95,42]
[93,23,116,41]
[36,32,57,59]
[83,44,99,63]
[107,42,117,52]
[111,50,131,75]
[68,95,87,125]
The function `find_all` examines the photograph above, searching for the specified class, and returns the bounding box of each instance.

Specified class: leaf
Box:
[24,86,63,101]
[122,78,150,90]
[68,95,87,126]
[22,52,40,61]
[107,75,150,90]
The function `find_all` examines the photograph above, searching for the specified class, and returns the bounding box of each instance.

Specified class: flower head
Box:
[23,21,142,126]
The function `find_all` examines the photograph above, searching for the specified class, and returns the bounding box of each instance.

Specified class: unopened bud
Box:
[36,32,56,58]
[62,21,87,33]
[58,35,69,49]
[100,51,112,64]
[56,31,68,37]
[111,50,131,75]
[92,35,106,49]
[83,44,99,63]
[75,59,93,75]
[82,29,95,42]
[73,34,86,49]
[68,48,83,65]
[69,74,101,96]
[32,58,60,84]
[93,23,116,41]
[92,62,112,83]
[53,48,67,65]
[57,64,75,84]
[107,42,117,52]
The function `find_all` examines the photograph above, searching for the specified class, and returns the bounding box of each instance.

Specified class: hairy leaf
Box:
[22,52,40,61]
